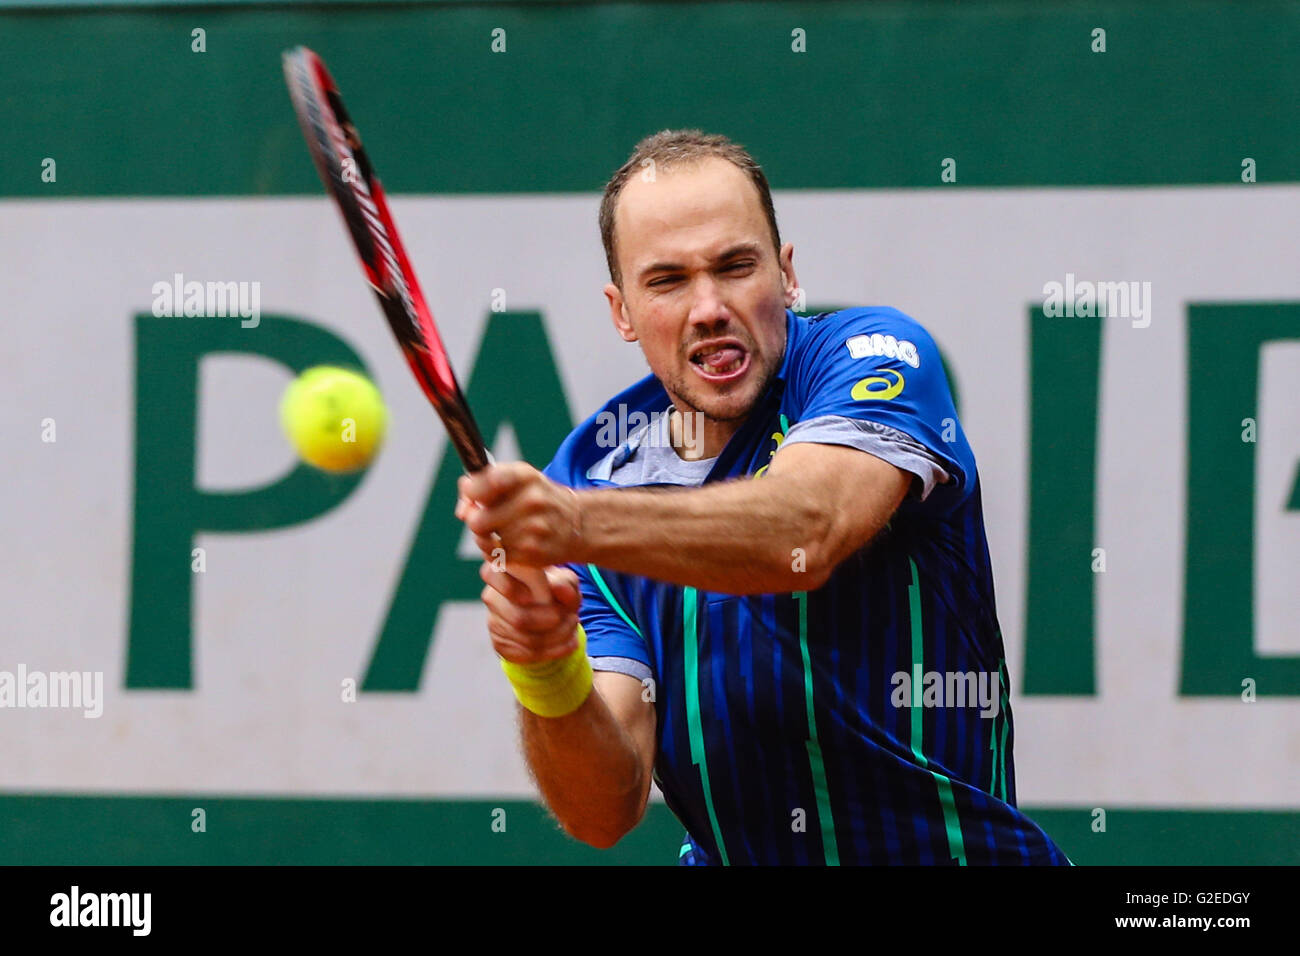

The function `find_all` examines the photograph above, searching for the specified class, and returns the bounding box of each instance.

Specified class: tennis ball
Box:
[280,366,387,473]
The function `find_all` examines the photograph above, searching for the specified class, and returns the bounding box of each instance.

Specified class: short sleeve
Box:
[574,563,653,672]
[789,310,973,497]
[545,441,654,672]
[781,415,951,501]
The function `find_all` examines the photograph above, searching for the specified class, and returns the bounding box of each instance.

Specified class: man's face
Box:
[604,157,798,427]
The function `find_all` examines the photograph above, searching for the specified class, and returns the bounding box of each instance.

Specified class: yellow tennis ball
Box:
[280,366,387,473]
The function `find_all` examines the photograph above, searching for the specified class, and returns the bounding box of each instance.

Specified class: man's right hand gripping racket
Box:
[282,45,552,604]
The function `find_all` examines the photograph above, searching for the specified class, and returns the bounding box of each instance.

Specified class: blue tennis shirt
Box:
[543,307,1069,865]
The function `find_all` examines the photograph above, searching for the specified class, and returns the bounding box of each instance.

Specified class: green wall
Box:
[5,797,1297,865]
[4,0,1299,197]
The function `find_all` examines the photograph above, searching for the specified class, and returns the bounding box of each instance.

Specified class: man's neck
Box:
[668,406,741,461]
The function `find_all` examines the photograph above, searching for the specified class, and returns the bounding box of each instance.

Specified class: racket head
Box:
[282,46,490,472]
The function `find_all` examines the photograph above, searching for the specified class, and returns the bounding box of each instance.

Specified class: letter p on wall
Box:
[126,314,372,688]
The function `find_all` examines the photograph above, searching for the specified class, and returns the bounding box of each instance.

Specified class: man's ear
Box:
[779,242,800,308]
[605,282,638,343]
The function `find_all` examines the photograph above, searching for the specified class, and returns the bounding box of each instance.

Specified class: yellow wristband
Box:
[500,625,594,718]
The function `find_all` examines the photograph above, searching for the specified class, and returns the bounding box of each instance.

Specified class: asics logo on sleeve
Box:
[851,369,905,401]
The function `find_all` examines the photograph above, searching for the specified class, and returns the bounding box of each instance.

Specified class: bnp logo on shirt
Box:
[850,368,905,401]
[846,332,921,367]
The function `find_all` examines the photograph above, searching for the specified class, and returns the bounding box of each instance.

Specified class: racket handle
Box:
[470,456,555,606]
[513,564,554,606]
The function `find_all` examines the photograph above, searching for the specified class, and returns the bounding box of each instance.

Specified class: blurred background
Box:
[3,0,1299,864]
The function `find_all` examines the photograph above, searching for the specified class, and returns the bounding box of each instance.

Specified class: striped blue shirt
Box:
[544,307,1069,865]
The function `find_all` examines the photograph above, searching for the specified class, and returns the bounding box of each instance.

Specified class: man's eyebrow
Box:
[637,243,765,281]
[713,242,764,262]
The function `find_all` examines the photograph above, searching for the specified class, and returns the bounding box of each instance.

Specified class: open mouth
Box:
[688,340,751,382]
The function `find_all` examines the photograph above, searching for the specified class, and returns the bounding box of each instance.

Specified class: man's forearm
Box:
[520,685,649,849]
[460,443,909,596]
[572,472,838,594]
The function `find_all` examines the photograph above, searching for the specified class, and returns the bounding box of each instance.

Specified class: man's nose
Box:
[686,276,730,329]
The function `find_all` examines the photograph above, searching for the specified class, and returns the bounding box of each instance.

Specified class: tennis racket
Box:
[282,45,550,604]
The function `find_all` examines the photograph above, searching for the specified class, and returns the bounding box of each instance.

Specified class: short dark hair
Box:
[599,129,781,287]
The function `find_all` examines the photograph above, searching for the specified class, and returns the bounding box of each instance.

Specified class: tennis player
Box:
[455,130,1068,865]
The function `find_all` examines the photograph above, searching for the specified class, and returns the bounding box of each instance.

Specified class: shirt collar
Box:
[773,308,800,383]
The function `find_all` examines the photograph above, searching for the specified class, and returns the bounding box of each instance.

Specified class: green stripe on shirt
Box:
[794,590,840,865]
[907,557,968,865]
[683,586,729,865]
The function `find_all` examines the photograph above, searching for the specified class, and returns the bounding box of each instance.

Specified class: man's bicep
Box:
[575,563,658,789]
[593,671,657,806]
[766,440,910,557]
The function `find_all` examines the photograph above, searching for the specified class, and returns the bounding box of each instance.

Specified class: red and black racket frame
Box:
[283,46,491,473]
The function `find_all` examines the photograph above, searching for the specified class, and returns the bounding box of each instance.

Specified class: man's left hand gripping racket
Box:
[282,46,550,603]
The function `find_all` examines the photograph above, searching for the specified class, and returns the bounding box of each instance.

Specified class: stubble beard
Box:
[663,347,781,443]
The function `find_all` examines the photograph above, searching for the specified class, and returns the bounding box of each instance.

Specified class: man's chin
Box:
[682,386,762,425]
[665,361,774,425]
